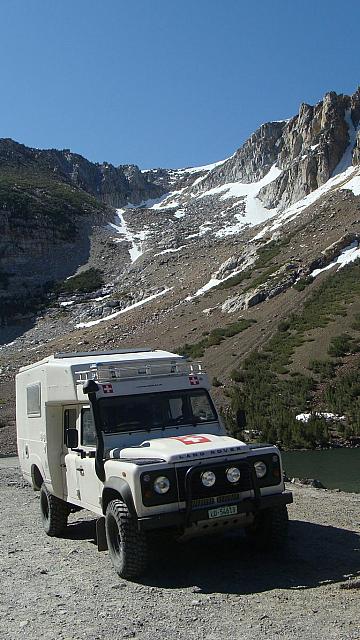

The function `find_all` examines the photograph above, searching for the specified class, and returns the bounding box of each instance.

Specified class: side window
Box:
[64,408,77,444]
[27,383,41,417]
[81,408,96,447]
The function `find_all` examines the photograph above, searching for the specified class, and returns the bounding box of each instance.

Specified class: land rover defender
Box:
[16,349,292,578]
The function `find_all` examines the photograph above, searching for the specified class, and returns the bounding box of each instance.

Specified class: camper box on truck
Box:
[16,349,292,580]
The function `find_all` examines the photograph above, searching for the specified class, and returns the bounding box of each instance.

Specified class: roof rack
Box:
[75,360,204,384]
[55,348,154,359]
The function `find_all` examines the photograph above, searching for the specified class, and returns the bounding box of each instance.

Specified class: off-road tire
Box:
[40,483,69,536]
[105,499,148,579]
[245,505,289,550]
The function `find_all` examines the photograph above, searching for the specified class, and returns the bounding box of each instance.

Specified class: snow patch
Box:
[296,412,345,423]
[185,254,256,301]
[75,288,171,328]
[154,245,186,256]
[110,209,146,262]
[254,166,358,241]
[197,164,281,237]
[310,241,360,278]
[340,173,360,196]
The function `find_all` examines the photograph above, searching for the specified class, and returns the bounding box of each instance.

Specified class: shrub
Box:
[230,369,245,383]
[178,319,256,359]
[58,268,104,294]
[328,334,353,358]
[293,276,313,291]
[309,359,337,380]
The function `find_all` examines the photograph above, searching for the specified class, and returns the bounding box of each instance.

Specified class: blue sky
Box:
[0,0,359,169]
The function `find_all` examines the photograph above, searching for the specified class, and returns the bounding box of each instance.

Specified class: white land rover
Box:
[16,349,292,579]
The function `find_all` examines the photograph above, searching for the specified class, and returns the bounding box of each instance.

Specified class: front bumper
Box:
[137,490,293,532]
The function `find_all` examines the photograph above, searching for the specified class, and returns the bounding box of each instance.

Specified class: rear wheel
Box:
[105,499,148,579]
[245,505,289,550]
[40,483,69,536]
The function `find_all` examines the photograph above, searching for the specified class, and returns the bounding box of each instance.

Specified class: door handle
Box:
[76,467,85,476]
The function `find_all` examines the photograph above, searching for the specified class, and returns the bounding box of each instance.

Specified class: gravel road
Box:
[1,458,359,640]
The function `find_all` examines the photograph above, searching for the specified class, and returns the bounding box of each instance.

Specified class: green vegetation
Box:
[351,313,360,331]
[325,371,360,434]
[227,259,360,448]
[308,359,337,380]
[178,319,256,359]
[0,167,106,240]
[215,270,250,291]
[328,333,354,357]
[293,276,313,292]
[57,268,104,294]
[242,266,278,293]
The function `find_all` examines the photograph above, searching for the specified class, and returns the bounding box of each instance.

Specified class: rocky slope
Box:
[1,88,360,446]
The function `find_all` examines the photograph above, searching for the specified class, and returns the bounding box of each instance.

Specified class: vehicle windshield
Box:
[98,389,217,434]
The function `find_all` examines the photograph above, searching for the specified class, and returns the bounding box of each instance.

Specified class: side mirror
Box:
[66,428,79,449]
[236,409,247,430]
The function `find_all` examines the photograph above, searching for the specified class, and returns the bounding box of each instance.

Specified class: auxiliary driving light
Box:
[201,470,216,487]
[153,476,170,494]
[254,461,267,479]
[226,466,241,483]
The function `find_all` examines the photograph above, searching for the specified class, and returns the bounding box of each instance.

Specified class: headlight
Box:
[153,476,170,494]
[226,467,241,483]
[201,470,216,487]
[254,461,267,479]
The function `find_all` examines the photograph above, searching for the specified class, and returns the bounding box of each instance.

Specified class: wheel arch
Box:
[102,477,137,517]
[31,463,44,491]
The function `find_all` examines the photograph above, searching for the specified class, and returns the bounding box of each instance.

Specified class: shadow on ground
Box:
[64,517,360,593]
[64,517,97,544]
[146,520,360,594]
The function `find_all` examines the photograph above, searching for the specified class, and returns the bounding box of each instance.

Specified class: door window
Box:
[81,408,96,447]
[64,408,77,444]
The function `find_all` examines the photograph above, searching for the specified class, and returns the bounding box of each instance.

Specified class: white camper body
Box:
[16,349,292,580]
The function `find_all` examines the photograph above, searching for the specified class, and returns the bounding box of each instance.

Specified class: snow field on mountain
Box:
[199,164,282,235]
[110,209,147,262]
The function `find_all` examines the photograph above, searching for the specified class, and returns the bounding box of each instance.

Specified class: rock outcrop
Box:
[197,88,360,212]
[0,139,166,208]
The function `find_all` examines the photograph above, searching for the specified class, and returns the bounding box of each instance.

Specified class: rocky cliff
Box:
[197,89,360,211]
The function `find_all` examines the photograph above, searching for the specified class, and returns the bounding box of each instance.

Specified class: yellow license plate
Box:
[208,505,238,519]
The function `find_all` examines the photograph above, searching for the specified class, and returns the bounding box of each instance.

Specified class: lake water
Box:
[282,448,360,493]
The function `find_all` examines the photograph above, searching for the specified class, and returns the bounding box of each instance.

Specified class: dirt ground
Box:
[0,458,359,640]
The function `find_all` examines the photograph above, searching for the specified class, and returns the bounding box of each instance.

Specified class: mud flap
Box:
[96,516,108,552]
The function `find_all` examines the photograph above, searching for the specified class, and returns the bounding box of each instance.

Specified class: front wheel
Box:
[245,505,289,550]
[40,483,69,536]
[105,500,148,579]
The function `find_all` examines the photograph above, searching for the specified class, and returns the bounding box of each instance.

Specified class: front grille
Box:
[191,492,241,509]
[192,496,216,508]
[216,492,241,504]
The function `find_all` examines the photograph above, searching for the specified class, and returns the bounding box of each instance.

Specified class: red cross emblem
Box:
[173,435,211,445]
[102,383,113,393]
[189,374,199,385]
